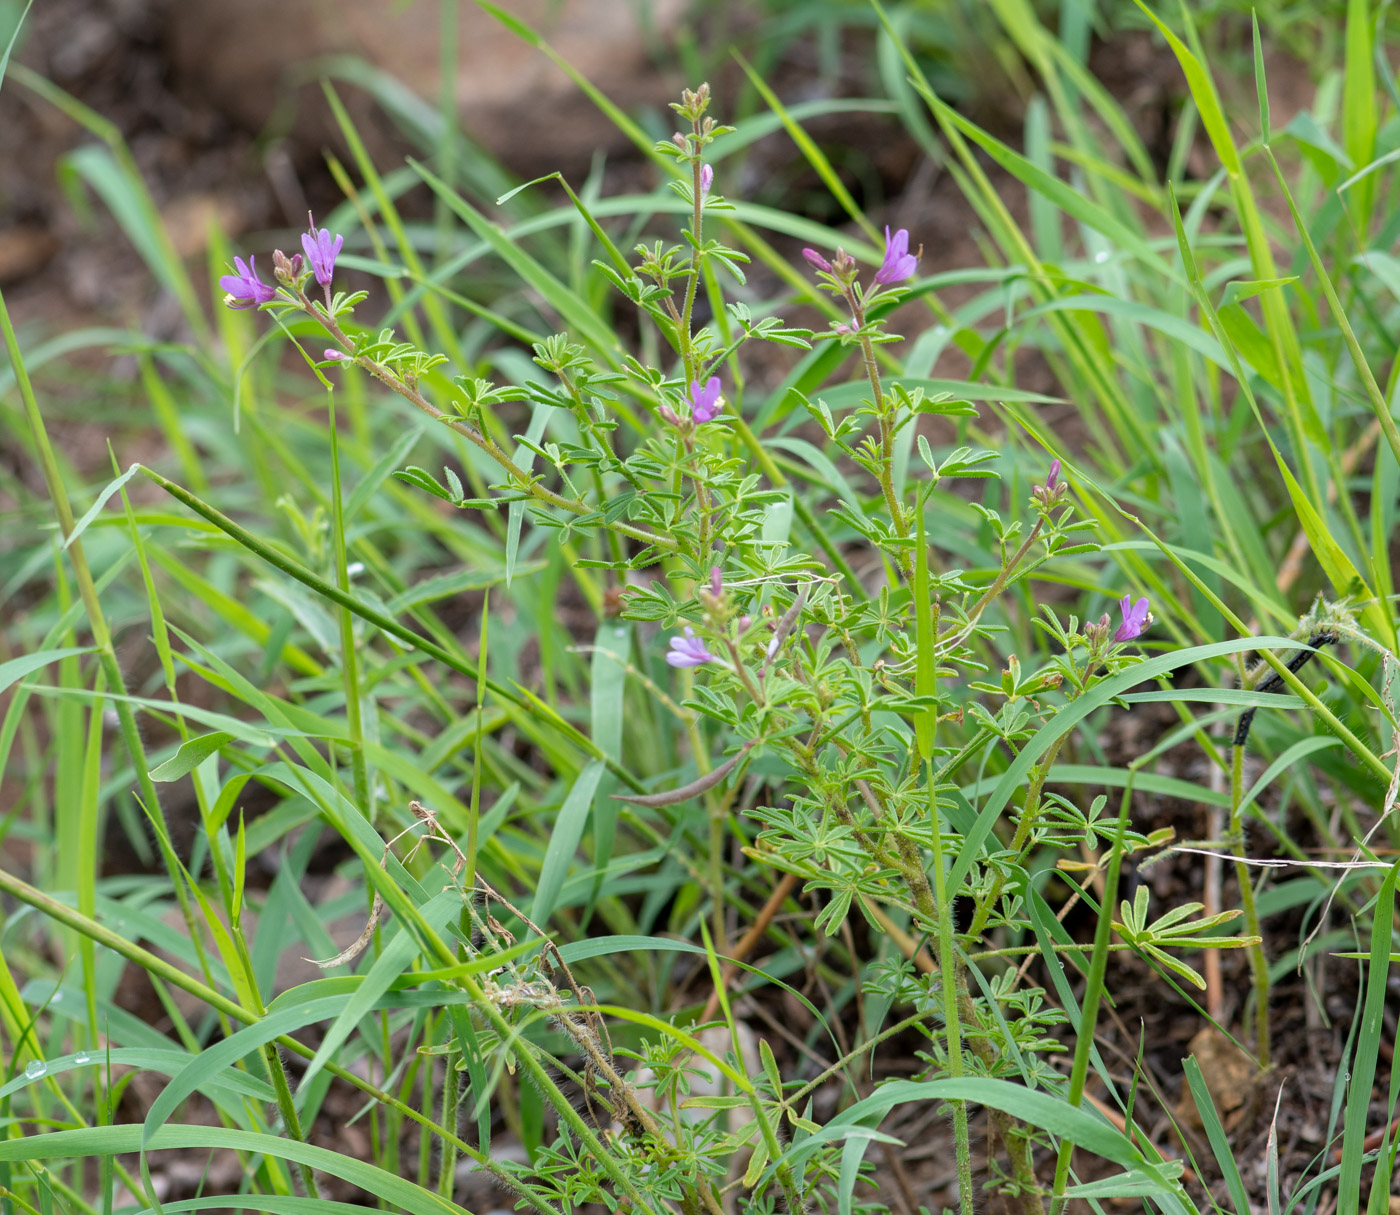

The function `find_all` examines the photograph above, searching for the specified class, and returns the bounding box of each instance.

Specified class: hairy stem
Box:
[1231,742,1271,1065]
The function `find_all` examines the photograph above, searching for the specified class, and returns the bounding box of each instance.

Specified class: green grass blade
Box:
[1338,860,1400,1203]
[531,760,605,928]
[1182,1055,1251,1214]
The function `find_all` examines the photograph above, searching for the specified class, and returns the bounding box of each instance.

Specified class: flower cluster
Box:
[801,226,920,290]
[1032,457,1068,510]
[220,214,343,311]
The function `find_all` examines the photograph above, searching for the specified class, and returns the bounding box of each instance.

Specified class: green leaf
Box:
[1339,860,1400,1199]
[1,1124,485,1215]
[765,1077,1180,1192]
[61,463,143,549]
[344,425,424,523]
[531,761,605,927]
[0,648,94,696]
[149,732,236,783]
[1133,3,1240,176]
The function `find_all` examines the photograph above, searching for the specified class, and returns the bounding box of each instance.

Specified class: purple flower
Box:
[1046,459,1061,492]
[301,222,344,289]
[709,566,723,598]
[802,248,833,273]
[699,164,714,199]
[219,256,276,310]
[873,226,918,285]
[666,627,714,668]
[690,376,723,424]
[1112,596,1151,643]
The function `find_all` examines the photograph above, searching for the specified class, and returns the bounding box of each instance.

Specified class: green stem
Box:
[926,759,974,1215]
[328,388,371,818]
[260,1041,322,1199]
[679,127,705,379]
[846,290,910,570]
[969,730,1066,938]
[1049,781,1134,1211]
[1231,743,1271,1065]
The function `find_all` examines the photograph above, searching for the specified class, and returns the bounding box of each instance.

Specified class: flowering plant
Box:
[206,82,1262,1215]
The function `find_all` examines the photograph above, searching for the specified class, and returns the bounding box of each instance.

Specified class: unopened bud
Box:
[831,248,858,277]
[272,248,304,285]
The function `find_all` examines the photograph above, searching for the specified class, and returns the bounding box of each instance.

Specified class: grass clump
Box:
[3,2,1400,1213]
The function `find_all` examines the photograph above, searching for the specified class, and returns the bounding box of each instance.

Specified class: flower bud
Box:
[1032,457,1069,509]
[272,248,304,285]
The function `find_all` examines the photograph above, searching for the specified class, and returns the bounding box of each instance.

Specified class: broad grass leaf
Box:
[531,760,605,928]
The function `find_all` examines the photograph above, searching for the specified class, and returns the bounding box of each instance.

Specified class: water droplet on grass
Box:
[74,1051,91,1065]
[24,1060,46,1079]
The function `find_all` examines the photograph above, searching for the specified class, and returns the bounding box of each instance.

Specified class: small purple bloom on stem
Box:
[1112,596,1151,643]
[690,376,723,424]
[658,403,681,426]
[873,226,919,285]
[324,349,349,361]
[1046,459,1061,492]
[699,163,714,199]
[219,256,276,309]
[802,248,833,273]
[301,220,344,289]
[666,627,714,668]
[709,566,723,598]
